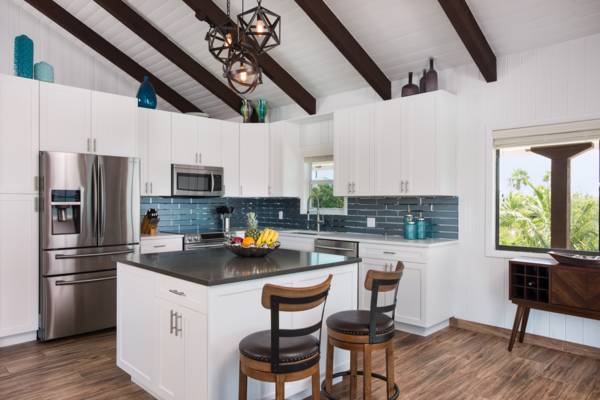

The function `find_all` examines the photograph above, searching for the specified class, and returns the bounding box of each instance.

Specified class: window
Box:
[307,158,346,215]
[496,140,599,254]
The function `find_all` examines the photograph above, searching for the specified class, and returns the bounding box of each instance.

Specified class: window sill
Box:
[484,247,553,260]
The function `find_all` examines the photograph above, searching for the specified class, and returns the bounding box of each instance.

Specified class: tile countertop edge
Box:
[278,231,459,248]
[116,256,362,286]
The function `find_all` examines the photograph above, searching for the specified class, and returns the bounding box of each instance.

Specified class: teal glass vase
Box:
[14,35,34,78]
[34,62,54,82]
[241,99,253,123]
[137,76,157,109]
[256,99,268,122]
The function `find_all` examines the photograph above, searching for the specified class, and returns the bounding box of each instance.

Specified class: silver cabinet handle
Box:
[153,244,167,248]
[195,153,198,164]
[240,185,243,196]
[352,182,356,193]
[55,276,116,285]
[383,251,396,255]
[169,289,186,296]
[315,245,355,253]
[199,153,202,164]
[150,182,153,194]
[87,138,91,152]
[93,138,97,152]
[347,182,351,194]
[175,312,183,337]
[400,181,405,193]
[145,182,148,194]
[405,180,409,193]
[170,310,175,335]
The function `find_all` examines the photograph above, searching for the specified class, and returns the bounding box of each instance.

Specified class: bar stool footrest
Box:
[320,370,400,400]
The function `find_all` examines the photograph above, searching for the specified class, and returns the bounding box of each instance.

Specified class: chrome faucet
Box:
[307,194,325,233]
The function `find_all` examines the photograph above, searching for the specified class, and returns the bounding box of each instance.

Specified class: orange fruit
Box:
[242,237,255,247]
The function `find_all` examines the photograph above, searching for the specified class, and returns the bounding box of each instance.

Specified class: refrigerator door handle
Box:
[54,249,135,260]
[92,159,99,241]
[98,160,106,242]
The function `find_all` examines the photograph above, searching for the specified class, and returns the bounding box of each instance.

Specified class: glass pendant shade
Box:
[238,0,281,54]
[225,50,262,95]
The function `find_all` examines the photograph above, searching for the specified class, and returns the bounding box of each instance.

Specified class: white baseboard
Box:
[0,331,37,347]
[395,320,449,336]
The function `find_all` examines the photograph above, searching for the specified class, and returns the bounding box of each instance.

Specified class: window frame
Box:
[493,140,599,256]
[306,156,347,216]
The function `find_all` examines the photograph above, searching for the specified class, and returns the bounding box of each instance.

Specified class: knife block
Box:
[141,215,158,235]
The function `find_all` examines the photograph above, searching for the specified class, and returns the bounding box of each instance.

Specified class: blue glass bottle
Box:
[416,212,427,240]
[404,221,416,240]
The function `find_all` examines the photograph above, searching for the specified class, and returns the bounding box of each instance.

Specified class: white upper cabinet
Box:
[40,81,91,154]
[221,121,240,197]
[335,90,457,197]
[239,124,270,197]
[40,82,137,157]
[0,75,39,194]
[269,122,302,197]
[171,113,198,165]
[172,114,222,167]
[138,109,172,196]
[333,104,373,196]
[197,117,222,166]
[91,91,137,157]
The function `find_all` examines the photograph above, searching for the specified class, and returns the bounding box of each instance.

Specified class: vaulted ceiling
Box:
[25,0,600,119]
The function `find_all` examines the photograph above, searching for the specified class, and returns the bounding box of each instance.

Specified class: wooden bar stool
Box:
[323,262,404,400]
[238,275,333,400]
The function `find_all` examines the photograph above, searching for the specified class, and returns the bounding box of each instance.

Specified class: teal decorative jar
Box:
[34,62,54,82]
[241,99,253,123]
[256,98,268,122]
[14,35,34,78]
[416,213,427,239]
[136,76,157,109]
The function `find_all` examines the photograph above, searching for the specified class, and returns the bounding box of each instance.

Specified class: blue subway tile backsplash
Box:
[141,196,458,239]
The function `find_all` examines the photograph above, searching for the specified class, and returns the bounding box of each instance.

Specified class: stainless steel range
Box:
[183,232,226,251]
[39,152,139,341]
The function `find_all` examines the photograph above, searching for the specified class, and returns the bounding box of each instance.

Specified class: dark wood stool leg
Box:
[386,341,395,399]
[276,375,285,400]
[519,307,530,343]
[363,344,372,400]
[311,365,321,400]
[238,361,247,400]
[350,350,358,399]
[508,305,525,351]
[325,338,334,394]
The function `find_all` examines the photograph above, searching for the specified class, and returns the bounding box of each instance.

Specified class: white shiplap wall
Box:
[272,33,600,348]
[0,0,176,111]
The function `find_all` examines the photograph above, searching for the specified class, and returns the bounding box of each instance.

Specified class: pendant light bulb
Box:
[225,33,233,47]
[255,18,266,35]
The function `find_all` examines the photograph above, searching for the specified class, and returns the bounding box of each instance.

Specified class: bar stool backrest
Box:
[261,274,333,373]
[365,261,405,343]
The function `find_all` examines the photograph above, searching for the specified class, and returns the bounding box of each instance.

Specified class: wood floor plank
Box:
[0,327,598,400]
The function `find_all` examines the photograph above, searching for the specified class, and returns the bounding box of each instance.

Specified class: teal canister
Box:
[416,212,427,240]
[403,205,413,226]
[404,221,416,240]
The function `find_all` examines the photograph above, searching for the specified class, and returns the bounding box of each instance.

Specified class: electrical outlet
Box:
[278,211,284,220]
[367,217,376,228]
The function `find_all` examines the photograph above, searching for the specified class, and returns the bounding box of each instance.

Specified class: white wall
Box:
[0,0,175,111]
[272,33,600,348]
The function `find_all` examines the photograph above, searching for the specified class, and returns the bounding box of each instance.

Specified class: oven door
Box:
[172,165,224,197]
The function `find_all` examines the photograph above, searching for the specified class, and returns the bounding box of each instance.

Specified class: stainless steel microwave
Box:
[171,164,224,197]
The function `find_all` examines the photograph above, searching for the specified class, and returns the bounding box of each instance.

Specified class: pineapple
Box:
[245,212,260,241]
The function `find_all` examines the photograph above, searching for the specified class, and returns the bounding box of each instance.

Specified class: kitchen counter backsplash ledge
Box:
[140,196,458,239]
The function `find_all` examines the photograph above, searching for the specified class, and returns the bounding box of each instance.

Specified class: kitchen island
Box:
[116,248,360,400]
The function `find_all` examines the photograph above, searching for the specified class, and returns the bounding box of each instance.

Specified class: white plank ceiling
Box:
[33,0,600,119]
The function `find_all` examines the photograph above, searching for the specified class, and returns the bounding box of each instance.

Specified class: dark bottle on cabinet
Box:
[419,69,427,93]
[425,58,438,92]
[401,72,420,97]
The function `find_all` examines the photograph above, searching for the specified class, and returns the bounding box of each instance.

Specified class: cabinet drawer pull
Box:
[383,251,396,255]
[153,244,167,248]
[170,310,175,334]
[169,289,186,296]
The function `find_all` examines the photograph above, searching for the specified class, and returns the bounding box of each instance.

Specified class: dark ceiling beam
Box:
[438,0,496,82]
[182,0,316,115]
[94,0,242,114]
[294,0,391,100]
[24,0,200,113]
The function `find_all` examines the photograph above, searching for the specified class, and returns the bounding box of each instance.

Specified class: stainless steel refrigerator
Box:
[39,152,140,341]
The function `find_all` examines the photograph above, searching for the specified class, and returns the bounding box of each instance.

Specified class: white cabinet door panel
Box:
[172,113,198,165]
[0,75,39,194]
[404,94,436,195]
[373,99,403,195]
[197,118,222,166]
[183,307,207,400]
[92,91,137,157]
[350,104,373,196]
[221,121,240,197]
[395,264,422,324]
[239,124,270,197]
[333,108,351,196]
[270,122,301,197]
[147,110,172,196]
[0,195,38,337]
[39,82,91,153]
[157,299,184,400]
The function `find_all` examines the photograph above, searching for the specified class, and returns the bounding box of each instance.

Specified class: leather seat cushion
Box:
[239,330,320,363]
[327,310,395,336]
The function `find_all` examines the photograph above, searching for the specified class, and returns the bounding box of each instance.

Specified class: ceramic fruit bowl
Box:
[548,251,600,267]
[224,242,281,257]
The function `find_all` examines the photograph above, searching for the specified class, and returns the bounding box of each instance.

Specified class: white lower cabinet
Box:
[0,195,38,342]
[117,264,207,400]
[140,235,183,254]
[358,242,457,335]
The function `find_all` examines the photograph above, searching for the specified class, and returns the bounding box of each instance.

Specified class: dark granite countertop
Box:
[117,248,361,286]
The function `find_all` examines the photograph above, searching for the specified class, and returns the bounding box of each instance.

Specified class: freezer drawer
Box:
[39,270,116,341]
[42,245,137,276]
